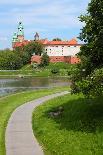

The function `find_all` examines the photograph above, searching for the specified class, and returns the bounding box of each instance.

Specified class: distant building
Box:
[12,22,81,64]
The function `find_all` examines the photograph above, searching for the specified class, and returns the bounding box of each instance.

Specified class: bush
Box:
[40,53,50,67]
[51,68,60,74]
[0,50,23,70]
[72,68,103,98]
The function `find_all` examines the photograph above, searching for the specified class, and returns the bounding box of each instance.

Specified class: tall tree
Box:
[40,53,50,67]
[72,0,103,97]
[78,0,103,74]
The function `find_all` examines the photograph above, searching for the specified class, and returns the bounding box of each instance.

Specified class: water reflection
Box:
[0,77,70,97]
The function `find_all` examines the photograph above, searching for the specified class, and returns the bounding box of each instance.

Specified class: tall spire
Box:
[17,21,24,42]
[34,32,39,41]
[17,22,24,36]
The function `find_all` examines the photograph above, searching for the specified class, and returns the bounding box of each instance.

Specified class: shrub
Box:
[51,68,60,74]
[40,53,50,67]
[72,68,103,98]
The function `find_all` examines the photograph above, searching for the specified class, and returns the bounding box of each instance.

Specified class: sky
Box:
[0,0,90,49]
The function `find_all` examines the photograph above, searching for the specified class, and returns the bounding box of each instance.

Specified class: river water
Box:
[0,77,70,97]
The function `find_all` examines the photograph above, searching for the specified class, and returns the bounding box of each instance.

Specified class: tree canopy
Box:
[72,0,103,97]
[0,41,44,70]
[40,52,50,67]
[52,38,62,41]
[78,0,103,74]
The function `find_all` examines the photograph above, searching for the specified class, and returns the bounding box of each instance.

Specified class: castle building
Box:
[12,22,81,64]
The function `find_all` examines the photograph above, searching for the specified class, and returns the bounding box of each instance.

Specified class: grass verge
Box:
[32,94,103,155]
[0,86,69,155]
[0,63,77,78]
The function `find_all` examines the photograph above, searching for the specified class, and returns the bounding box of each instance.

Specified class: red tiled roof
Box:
[13,38,81,48]
[43,38,79,46]
[13,40,30,48]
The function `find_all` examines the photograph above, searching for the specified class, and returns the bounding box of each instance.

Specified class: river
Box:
[0,77,70,97]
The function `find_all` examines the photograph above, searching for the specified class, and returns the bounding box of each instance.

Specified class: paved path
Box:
[5,91,69,155]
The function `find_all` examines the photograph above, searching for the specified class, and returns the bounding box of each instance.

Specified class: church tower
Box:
[34,32,39,41]
[17,22,24,42]
[12,32,19,48]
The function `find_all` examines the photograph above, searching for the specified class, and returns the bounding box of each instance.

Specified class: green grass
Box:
[0,63,77,78]
[45,62,76,70]
[0,86,69,155]
[32,94,103,155]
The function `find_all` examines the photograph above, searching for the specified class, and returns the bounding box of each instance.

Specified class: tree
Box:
[78,0,103,74]
[40,53,50,67]
[24,41,44,56]
[72,0,103,97]
[52,38,62,41]
[14,41,44,65]
[0,50,23,70]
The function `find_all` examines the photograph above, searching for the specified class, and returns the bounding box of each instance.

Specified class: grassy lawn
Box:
[0,63,77,78]
[0,86,69,155]
[32,94,103,155]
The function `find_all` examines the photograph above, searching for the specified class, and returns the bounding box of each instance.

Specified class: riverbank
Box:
[32,94,103,155]
[0,63,76,78]
[0,86,69,155]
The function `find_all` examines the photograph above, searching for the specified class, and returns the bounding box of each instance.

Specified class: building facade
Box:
[12,22,81,64]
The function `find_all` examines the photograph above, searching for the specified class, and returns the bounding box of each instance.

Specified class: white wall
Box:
[44,45,80,56]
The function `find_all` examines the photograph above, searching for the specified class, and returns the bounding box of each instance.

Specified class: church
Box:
[12,22,81,64]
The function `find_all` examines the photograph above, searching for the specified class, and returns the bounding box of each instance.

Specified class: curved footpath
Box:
[5,91,69,155]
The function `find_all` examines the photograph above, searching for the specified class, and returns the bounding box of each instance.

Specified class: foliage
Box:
[23,41,44,57]
[52,38,62,41]
[0,41,44,70]
[51,68,60,74]
[78,0,103,73]
[72,0,103,97]
[72,68,103,98]
[0,50,23,70]
[40,52,50,67]
[15,41,44,65]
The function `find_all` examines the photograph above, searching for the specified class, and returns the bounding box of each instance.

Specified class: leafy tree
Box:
[40,52,50,67]
[0,50,23,70]
[14,41,44,65]
[24,41,44,56]
[52,38,62,41]
[78,0,103,74]
[72,0,103,97]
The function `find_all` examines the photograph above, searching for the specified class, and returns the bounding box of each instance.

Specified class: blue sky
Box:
[0,0,90,49]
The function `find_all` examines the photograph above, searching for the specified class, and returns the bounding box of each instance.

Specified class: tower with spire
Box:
[34,32,39,41]
[12,32,19,48]
[17,21,24,42]
[12,21,24,48]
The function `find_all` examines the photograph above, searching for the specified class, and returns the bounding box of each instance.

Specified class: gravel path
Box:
[5,91,69,155]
